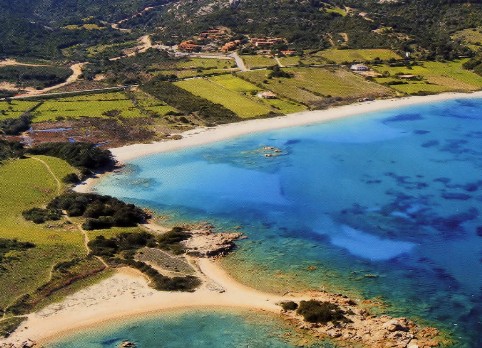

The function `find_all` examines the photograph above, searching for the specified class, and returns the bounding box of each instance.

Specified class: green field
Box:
[33,92,144,122]
[86,41,137,58]
[0,156,84,308]
[175,78,273,118]
[209,74,261,92]
[318,49,402,63]
[177,58,237,70]
[373,60,482,94]
[452,28,482,51]
[211,74,305,114]
[278,56,302,67]
[130,90,177,116]
[0,101,39,119]
[240,67,393,107]
[325,6,347,16]
[241,55,277,69]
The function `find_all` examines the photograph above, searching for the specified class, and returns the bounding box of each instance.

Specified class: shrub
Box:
[296,300,350,325]
[22,207,61,224]
[157,227,191,254]
[0,114,32,136]
[280,301,299,311]
[62,173,81,184]
[27,142,115,171]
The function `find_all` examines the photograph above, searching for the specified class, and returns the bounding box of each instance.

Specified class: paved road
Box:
[230,52,248,72]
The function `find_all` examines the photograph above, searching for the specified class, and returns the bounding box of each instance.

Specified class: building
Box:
[280,50,297,56]
[257,91,277,99]
[250,37,285,48]
[350,64,370,71]
[221,40,241,53]
[178,40,201,52]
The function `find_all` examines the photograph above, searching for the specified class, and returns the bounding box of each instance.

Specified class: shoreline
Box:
[109,91,482,163]
[3,260,289,346]
[6,91,474,346]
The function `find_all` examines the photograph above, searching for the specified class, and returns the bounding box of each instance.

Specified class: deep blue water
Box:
[49,310,334,348]
[95,98,482,347]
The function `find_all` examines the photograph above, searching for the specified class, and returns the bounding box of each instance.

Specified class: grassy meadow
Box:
[0,156,85,309]
[318,49,402,63]
[240,67,393,107]
[177,58,237,70]
[31,90,180,122]
[452,28,482,51]
[0,101,39,119]
[175,75,305,117]
[373,60,482,94]
[241,55,277,69]
[175,78,273,118]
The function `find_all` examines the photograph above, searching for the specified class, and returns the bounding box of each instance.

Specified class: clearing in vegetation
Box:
[177,58,237,71]
[210,74,306,114]
[240,67,393,108]
[318,49,402,64]
[175,78,273,118]
[241,55,277,69]
[373,60,482,94]
[452,28,482,51]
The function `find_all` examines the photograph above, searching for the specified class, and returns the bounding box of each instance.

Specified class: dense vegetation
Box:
[142,78,240,126]
[88,231,201,291]
[0,66,72,89]
[0,140,24,162]
[296,300,351,325]
[157,227,191,255]
[45,192,150,229]
[0,115,32,136]
[27,142,115,171]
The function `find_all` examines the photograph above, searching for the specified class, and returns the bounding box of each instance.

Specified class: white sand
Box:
[111,91,482,163]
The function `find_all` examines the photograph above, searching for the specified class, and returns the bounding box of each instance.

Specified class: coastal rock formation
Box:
[280,292,443,348]
[182,223,243,257]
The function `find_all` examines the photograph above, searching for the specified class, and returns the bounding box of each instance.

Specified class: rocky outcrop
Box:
[181,223,243,257]
[280,291,444,348]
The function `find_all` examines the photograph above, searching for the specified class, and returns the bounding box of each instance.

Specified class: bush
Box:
[27,142,115,171]
[296,300,350,325]
[0,114,32,136]
[62,173,81,184]
[48,192,149,228]
[0,140,24,162]
[22,207,62,224]
[157,227,191,254]
[268,65,294,79]
[280,301,299,311]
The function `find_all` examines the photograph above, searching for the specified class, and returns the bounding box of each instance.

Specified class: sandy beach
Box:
[109,91,482,163]
[3,259,291,346]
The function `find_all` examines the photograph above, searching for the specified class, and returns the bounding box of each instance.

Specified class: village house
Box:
[250,37,286,48]
[350,64,370,71]
[220,40,241,53]
[178,40,201,52]
[257,91,277,99]
[280,50,297,56]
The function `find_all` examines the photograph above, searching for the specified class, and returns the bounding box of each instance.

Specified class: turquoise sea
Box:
[49,310,335,347]
[88,98,481,347]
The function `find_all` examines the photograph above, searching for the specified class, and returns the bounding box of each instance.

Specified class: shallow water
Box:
[96,98,482,347]
[48,310,334,348]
